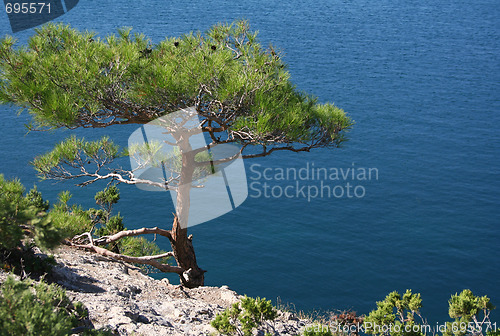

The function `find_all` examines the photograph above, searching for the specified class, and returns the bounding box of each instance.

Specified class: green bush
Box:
[0,248,56,278]
[90,186,172,271]
[211,295,278,336]
[120,236,170,273]
[0,175,61,277]
[55,185,172,272]
[0,276,116,336]
[0,275,86,336]
[0,175,25,249]
[443,289,496,336]
[0,174,60,250]
[50,191,94,239]
[92,186,124,253]
[364,289,424,336]
[364,289,496,336]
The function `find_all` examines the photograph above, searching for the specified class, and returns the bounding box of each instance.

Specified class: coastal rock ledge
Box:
[0,246,307,335]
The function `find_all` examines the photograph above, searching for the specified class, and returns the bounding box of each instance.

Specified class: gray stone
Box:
[1,246,309,336]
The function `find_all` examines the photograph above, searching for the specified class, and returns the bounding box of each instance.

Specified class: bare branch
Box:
[93,227,174,245]
[73,172,171,190]
[241,144,316,159]
[70,243,183,274]
[68,226,180,274]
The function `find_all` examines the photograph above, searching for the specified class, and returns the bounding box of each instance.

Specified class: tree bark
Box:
[169,133,205,288]
[170,216,205,288]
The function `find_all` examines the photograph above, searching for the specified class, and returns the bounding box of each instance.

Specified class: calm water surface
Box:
[1,0,499,323]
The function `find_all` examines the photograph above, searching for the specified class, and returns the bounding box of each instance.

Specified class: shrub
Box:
[0,175,25,249]
[0,175,61,277]
[0,248,56,279]
[211,295,278,336]
[364,289,425,336]
[58,185,172,272]
[443,289,496,336]
[0,276,116,336]
[0,174,60,250]
[50,191,93,239]
[120,236,170,273]
[89,186,172,270]
[0,275,86,336]
[365,289,496,336]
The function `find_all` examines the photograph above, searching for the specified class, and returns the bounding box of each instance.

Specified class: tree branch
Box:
[70,243,183,274]
[75,172,171,190]
[68,226,181,274]
[241,144,315,159]
[93,227,174,245]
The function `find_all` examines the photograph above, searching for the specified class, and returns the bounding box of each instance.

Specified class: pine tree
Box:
[0,21,352,287]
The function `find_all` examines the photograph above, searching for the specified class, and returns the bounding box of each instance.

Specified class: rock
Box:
[282,311,299,321]
[220,288,239,304]
[0,246,309,335]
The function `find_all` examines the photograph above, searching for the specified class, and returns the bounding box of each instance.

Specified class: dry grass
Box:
[275,297,366,336]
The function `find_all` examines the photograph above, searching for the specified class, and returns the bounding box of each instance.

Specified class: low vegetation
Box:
[54,185,172,274]
[211,290,497,336]
[211,296,278,336]
[299,289,497,336]
[0,275,113,336]
[0,174,60,278]
[1,173,171,276]
[0,174,169,334]
[0,176,497,336]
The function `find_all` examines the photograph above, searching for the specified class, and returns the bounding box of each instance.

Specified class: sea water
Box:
[1,0,498,324]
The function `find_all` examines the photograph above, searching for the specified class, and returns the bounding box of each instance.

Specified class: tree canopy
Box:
[0,20,352,156]
[0,21,353,287]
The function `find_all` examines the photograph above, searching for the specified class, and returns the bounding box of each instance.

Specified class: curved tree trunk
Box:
[169,136,205,288]
[170,216,205,288]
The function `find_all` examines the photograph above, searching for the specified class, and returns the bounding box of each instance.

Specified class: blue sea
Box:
[1,0,499,325]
